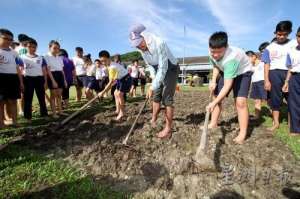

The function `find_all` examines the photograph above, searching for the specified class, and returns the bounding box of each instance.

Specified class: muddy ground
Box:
[12,91,300,198]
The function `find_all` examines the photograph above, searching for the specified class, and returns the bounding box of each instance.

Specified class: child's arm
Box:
[261,49,271,91]
[282,53,292,93]
[46,66,58,88]
[15,56,24,92]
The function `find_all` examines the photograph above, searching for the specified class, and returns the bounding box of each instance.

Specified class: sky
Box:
[2,0,300,59]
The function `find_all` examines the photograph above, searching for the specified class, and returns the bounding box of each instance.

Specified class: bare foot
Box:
[150,119,157,128]
[115,113,124,121]
[157,127,172,139]
[233,136,245,145]
[267,124,279,132]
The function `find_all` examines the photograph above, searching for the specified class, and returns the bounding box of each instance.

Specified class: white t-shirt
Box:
[251,61,264,82]
[95,66,108,80]
[44,53,64,72]
[0,48,21,74]
[86,64,96,76]
[287,46,300,73]
[21,54,46,77]
[72,56,86,76]
[209,46,252,79]
[130,65,139,78]
[262,40,295,70]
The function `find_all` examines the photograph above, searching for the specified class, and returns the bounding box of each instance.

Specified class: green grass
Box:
[0,145,130,199]
[0,87,132,198]
[248,100,300,159]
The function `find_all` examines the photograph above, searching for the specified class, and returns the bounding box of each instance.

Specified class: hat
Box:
[129,24,146,47]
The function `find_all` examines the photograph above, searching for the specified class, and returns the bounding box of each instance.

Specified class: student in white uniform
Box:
[282,27,300,136]
[129,24,179,139]
[21,38,48,122]
[83,54,96,101]
[44,40,67,118]
[72,47,86,102]
[247,43,269,119]
[94,59,109,93]
[98,50,132,121]
[262,21,295,132]
[0,29,24,128]
[129,60,139,97]
[207,32,252,144]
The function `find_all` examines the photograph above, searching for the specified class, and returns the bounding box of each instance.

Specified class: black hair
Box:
[245,50,256,57]
[59,49,69,58]
[0,28,14,38]
[83,54,92,62]
[297,27,300,34]
[99,50,110,58]
[49,40,60,48]
[27,37,38,46]
[209,31,228,48]
[75,47,83,52]
[132,59,139,64]
[258,42,270,52]
[18,34,30,42]
[94,59,100,62]
[275,20,292,33]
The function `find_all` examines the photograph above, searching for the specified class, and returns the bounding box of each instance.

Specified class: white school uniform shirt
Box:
[21,54,47,77]
[251,61,265,82]
[262,40,295,71]
[130,65,139,78]
[44,53,64,72]
[72,56,86,76]
[86,64,96,76]
[95,66,108,80]
[0,48,22,74]
[209,46,252,79]
[138,32,178,90]
[286,46,300,73]
[139,66,146,78]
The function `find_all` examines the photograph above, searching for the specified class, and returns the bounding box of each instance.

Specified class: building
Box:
[177,56,212,84]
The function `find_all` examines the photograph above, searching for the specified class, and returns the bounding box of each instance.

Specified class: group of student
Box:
[1,19,299,143]
[207,20,300,144]
[0,29,137,128]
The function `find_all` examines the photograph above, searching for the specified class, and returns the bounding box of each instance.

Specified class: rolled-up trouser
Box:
[153,60,179,107]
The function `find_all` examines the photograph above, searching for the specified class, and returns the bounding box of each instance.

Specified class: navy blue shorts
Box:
[116,74,132,93]
[140,78,146,85]
[250,80,267,100]
[269,69,288,111]
[48,71,65,90]
[288,73,300,133]
[76,75,86,88]
[0,73,21,100]
[214,71,252,98]
[85,76,96,89]
[132,78,139,88]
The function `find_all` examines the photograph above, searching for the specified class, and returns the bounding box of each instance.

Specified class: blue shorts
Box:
[85,76,96,89]
[0,73,21,100]
[250,80,267,100]
[76,75,87,88]
[116,74,132,93]
[288,73,300,133]
[48,71,65,90]
[214,71,252,98]
[268,69,288,111]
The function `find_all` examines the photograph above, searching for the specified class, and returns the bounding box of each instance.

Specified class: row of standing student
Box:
[246,21,300,137]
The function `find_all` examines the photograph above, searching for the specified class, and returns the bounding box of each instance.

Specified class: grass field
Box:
[0,85,299,198]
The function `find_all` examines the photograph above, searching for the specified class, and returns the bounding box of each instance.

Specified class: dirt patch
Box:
[15,92,300,198]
